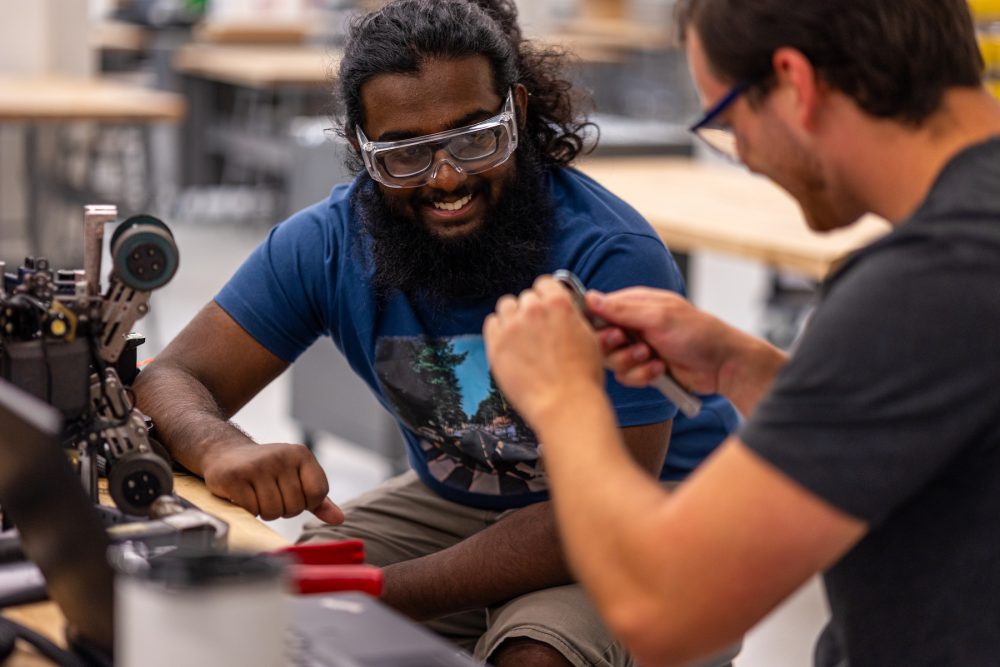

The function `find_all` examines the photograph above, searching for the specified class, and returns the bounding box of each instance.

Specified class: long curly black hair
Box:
[336,0,594,172]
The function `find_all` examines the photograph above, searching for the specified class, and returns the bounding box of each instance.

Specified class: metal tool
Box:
[0,496,229,608]
[553,270,702,418]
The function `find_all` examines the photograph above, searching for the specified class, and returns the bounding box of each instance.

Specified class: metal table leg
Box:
[24,124,40,256]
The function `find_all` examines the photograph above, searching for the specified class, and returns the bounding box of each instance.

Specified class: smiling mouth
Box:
[431,193,474,212]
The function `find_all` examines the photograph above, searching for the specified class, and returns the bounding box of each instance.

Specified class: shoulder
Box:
[275,180,356,237]
[787,224,1000,396]
[827,214,1000,314]
[546,166,682,293]
[264,180,361,264]
[548,166,661,239]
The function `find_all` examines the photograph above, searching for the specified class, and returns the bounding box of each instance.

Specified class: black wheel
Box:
[108,450,174,516]
[148,436,175,470]
[110,215,179,291]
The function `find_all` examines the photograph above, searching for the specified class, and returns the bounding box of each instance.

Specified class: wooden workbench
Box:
[194,20,312,45]
[544,16,673,54]
[0,76,185,123]
[0,75,185,258]
[91,20,150,55]
[173,43,340,89]
[0,75,185,259]
[577,157,890,280]
[2,475,288,665]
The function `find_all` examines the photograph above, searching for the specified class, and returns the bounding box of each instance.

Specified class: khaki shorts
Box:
[299,471,633,667]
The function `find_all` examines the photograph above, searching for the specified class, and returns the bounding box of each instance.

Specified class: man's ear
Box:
[513,83,529,128]
[771,47,822,132]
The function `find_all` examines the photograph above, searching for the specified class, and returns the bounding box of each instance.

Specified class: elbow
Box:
[603,599,734,667]
[604,599,680,665]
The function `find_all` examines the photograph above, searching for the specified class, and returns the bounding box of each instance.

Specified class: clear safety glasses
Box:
[356,89,519,189]
[688,82,749,162]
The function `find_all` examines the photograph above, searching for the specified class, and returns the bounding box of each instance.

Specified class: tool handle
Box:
[650,375,703,418]
[552,270,702,418]
[273,540,366,566]
[292,565,384,597]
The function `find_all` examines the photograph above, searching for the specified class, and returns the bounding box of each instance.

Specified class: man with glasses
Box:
[687,82,748,160]
[485,0,1000,665]
[356,88,519,189]
[134,1,738,665]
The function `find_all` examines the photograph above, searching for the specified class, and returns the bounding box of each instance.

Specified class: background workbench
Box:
[577,156,889,281]
[0,75,185,264]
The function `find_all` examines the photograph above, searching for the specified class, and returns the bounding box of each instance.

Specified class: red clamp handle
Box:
[271,539,365,566]
[292,564,384,597]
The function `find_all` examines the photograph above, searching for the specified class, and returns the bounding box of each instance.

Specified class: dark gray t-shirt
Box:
[741,138,1000,666]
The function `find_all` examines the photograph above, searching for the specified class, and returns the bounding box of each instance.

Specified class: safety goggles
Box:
[356,89,518,189]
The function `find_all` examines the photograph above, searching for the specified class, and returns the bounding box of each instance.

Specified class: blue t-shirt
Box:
[216,167,738,509]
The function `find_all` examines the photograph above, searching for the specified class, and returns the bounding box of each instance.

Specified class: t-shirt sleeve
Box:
[215,206,336,363]
[574,231,685,426]
[741,240,1000,524]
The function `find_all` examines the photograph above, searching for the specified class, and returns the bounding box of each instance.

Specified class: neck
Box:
[830,88,1000,225]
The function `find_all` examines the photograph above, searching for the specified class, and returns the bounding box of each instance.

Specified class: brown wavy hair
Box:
[676,0,984,124]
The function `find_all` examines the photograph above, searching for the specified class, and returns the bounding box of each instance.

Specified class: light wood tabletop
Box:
[2,474,288,664]
[193,20,313,45]
[577,156,890,280]
[543,17,673,53]
[91,20,150,53]
[0,76,185,123]
[173,43,340,88]
[171,474,289,552]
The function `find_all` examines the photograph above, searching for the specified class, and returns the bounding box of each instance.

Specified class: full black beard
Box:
[352,145,554,304]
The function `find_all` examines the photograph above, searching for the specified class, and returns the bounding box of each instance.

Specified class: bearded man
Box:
[135,1,738,665]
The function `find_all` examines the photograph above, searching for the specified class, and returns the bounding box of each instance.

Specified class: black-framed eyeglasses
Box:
[688,82,750,162]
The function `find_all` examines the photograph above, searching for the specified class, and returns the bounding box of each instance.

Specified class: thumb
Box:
[587,289,669,333]
[311,497,345,525]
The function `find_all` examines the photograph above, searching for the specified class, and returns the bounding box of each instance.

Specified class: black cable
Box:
[0,617,87,667]
[0,618,15,662]
[39,327,54,404]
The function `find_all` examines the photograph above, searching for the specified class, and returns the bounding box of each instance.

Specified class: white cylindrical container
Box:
[115,552,288,667]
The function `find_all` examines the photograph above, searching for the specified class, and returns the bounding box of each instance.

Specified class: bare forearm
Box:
[134,363,253,475]
[381,419,669,621]
[381,501,571,620]
[532,388,677,630]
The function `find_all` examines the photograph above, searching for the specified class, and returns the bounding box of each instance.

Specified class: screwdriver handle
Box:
[553,270,702,418]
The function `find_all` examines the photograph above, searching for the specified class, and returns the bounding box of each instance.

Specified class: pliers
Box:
[270,539,383,597]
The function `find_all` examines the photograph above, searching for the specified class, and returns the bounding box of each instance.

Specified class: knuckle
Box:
[286,444,310,464]
[285,494,307,515]
[305,476,330,501]
[285,500,307,518]
[522,296,544,316]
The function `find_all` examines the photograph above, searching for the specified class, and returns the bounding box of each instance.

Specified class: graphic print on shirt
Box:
[375,335,546,496]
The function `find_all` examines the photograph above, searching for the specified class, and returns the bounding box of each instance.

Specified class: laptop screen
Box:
[0,379,114,650]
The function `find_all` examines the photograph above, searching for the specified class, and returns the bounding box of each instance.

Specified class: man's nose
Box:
[426,151,466,192]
